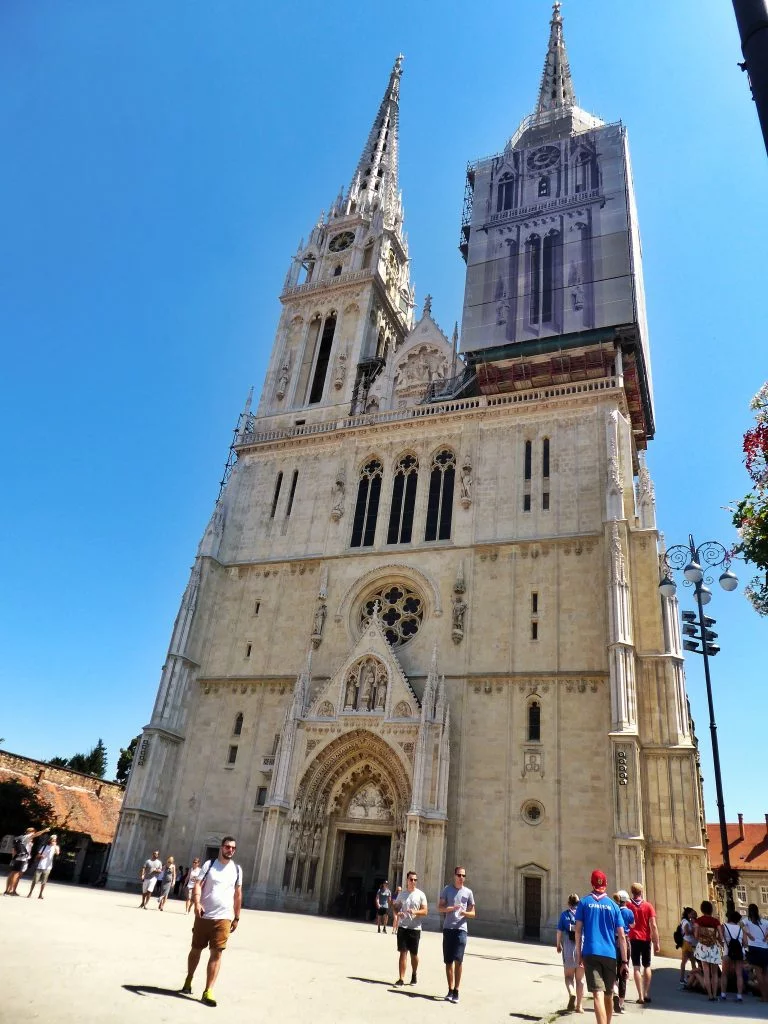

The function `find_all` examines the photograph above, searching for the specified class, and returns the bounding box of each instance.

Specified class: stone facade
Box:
[109,8,708,950]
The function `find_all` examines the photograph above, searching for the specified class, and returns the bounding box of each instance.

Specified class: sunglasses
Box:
[455,872,466,877]
[222,844,236,850]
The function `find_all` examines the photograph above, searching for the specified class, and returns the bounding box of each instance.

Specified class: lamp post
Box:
[659,535,739,913]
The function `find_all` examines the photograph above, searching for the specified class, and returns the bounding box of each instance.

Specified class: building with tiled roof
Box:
[0,749,124,884]
[707,816,768,914]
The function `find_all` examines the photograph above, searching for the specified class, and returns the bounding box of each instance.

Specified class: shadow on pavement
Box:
[122,984,192,1001]
[644,966,768,1019]
[468,952,554,968]
[347,978,443,1001]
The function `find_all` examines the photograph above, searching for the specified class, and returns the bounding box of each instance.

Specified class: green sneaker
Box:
[201,989,217,1007]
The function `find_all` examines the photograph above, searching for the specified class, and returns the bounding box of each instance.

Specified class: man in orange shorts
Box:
[181,836,243,1007]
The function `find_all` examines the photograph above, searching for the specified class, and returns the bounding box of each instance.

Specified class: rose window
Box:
[359,582,424,648]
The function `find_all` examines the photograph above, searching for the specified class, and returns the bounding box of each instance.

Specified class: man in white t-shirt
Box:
[180,836,243,1008]
[28,834,60,899]
[4,825,49,895]
[392,870,429,987]
[139,850,163,908]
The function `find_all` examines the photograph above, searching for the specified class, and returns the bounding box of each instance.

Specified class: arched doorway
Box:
[290,729,411,916]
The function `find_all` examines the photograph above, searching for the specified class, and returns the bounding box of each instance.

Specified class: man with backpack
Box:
[4,825,49,896]
[181,836,243,1008]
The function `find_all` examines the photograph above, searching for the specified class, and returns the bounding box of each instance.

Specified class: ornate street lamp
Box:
[659,535,739,912]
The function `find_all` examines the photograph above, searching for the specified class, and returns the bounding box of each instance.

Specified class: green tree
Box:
[115,735,140,785]
[0,779,53,840]
[49,738,108,778]
[732,384,768,615]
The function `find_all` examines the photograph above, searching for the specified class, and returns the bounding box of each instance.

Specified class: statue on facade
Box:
[344,672,357,708]
[333,350,347,390]
[313,603,327,638]
[359,661,375,710]
[312,825,322,858]
[331,474,345,521]
[452,596,467,642]
[374,670,387,710]
[276,358,291,399]
[460,457,472,507]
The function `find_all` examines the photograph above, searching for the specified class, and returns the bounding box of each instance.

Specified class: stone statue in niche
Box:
[344,673,357,709]
[298,824,311,858]
[276,358,291,399]
[374,669,387,710]
[392,830,405,864]
[358,662,375,710]
[312,603,327,638]
[568,259,584,312]
[460,457,472,507]
[452,596,467,643]
[334,350,347,390]
[287,820,300,857]
[312,826,322,858]
[331,474,345,521]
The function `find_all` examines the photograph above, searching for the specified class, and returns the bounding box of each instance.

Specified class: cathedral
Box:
[109,4,708,946]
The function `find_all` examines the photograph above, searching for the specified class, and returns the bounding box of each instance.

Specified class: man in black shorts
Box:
[392,871,428,987]
[438,866,476,1003]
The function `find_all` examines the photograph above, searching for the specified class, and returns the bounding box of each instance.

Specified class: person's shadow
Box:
[122,984,192,1000]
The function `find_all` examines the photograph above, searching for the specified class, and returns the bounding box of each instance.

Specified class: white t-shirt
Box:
[186,866,202,890]
[199,858,242,921]
[744,918,768,949]
[36,843,60,871]
[394,887,427,930]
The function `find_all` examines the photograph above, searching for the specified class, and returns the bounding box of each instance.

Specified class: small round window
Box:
[522,800,544,826]
[359,582,424,648]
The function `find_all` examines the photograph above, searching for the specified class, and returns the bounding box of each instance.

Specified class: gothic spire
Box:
[535,1,576,115]
[348,55,403,217]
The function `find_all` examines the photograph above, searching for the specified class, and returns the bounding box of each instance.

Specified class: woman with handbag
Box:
[743,903,768,1002]
[556,894,584,1013]
[693,900,723,1001]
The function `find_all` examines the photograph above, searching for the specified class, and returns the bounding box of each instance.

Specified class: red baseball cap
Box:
[591,870,608,890]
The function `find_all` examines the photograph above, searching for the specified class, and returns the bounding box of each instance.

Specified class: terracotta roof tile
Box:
[707,822,768,872]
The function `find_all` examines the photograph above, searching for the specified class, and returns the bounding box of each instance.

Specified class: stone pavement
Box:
[5,883,768,1022]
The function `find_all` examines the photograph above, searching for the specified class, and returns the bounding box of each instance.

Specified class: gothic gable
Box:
[307,609,419,721]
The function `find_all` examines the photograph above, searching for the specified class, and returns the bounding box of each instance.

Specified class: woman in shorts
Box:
[693,900,722,1001]
[556,894,584,1012]
[158,856,176,910]
[185,857,202,914]
[743,903,768,1002]
[721,908,746,1002]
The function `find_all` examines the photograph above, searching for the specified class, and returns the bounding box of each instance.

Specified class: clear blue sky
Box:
[1,1,765,823]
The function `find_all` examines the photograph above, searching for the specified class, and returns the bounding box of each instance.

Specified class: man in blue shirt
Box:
[574,870,628,1024]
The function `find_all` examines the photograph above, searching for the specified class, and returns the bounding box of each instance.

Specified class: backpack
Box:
[673,924,683,949]
[725,924,743,961]
[198,859,243,896]
[12,835,27,858]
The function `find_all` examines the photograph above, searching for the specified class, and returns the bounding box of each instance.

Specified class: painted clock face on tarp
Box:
[527,145,560,171]
[329,231,355,252]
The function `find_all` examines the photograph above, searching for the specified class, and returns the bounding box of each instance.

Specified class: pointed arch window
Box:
[527,700,541,741]
[387,454,418,544]
[362,241,374,270]
[538,175,550,198]
[542,230,560,324]
[351,458,383,548]
[308,313,336,404]
[526,234,541,324]
[233,713,244,736]
[497,172,515,213]
[425,449,456,542]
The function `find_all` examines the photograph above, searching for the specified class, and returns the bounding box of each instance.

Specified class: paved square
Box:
[6,883,768,1022]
